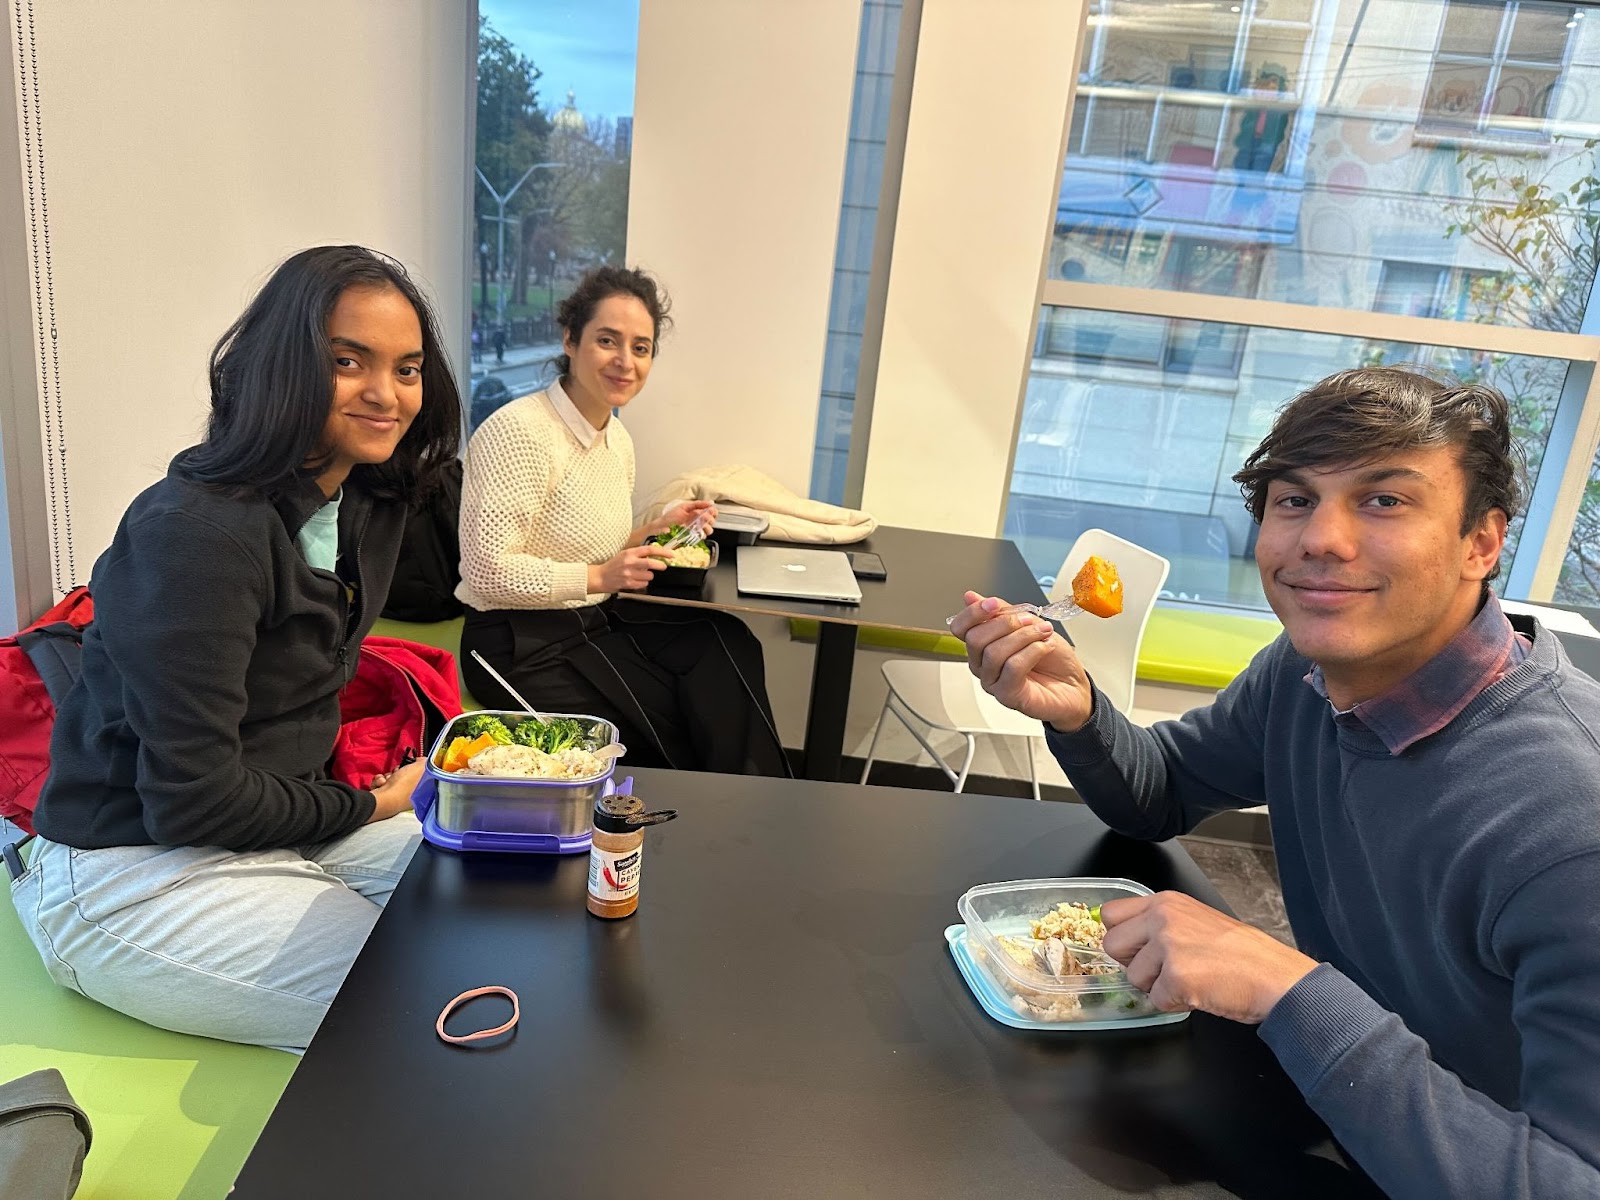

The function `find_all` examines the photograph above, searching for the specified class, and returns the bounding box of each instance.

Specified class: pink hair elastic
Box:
[435,986,520,1045]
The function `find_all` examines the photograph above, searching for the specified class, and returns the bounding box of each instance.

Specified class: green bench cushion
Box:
[1136,609,1283,690]
[788,607,1283,692]
[0,615,484,1199]
[1,881,297,1199]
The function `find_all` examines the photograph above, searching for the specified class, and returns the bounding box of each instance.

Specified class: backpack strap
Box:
[17,622,85,707]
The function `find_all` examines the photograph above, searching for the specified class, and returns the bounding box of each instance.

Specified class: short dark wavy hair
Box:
[1233,367,1523,578]
[552,265,672,378]
[184,245,461,502]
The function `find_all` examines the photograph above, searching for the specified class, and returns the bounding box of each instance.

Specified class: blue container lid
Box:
[413,763,633,855]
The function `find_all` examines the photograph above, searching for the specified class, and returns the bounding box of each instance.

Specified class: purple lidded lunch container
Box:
[410,709,630,854]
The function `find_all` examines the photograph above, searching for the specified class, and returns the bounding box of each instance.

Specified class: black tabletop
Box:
[234,772,1376,1199]
[630,524,1046,631]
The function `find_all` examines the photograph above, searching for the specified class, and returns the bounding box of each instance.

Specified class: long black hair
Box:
[182,245,461,500]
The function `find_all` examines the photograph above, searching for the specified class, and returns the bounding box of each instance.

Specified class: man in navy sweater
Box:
[952,369,1600,1198]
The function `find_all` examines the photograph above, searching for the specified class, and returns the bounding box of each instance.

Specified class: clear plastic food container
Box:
[411,710,623,854]
[954,877,1187,1028]
[710,504,769,550]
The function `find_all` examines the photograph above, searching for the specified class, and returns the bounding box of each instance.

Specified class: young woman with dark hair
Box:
[457,265,788,777]
[16,245,461,1051]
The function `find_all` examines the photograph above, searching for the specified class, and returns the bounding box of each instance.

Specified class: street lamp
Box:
[548,248,557,321]
[477,241,489,323]
[475,160,561,328]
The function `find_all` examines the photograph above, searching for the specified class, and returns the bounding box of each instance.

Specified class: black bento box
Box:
[647,538,719,593]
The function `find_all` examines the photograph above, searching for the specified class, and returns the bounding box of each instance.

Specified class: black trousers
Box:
[460,600,790,778]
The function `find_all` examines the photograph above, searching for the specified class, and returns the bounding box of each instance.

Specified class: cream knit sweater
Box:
[456,385,636,611]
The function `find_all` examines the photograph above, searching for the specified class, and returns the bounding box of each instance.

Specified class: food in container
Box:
[953,877,1187,1028]
[414,710,624,853]
[646,534,720,590]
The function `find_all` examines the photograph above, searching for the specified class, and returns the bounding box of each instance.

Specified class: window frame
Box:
[1417,0,1579,144]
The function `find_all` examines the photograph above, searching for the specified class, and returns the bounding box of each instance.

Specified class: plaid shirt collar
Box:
[1305,590,1531,755]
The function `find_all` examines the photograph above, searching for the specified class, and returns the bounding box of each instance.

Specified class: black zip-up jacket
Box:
[32,455,406,851]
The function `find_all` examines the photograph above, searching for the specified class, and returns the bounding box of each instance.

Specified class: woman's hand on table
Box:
[590,545,674,593]
[367,759,425,823]
[1099,891,1318,1024]
[948,590,1095,733]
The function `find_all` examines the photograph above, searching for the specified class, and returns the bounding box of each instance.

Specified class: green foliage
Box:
[1442,138,1597,337]
[1441,139,1600,599]
[476,19,551,213]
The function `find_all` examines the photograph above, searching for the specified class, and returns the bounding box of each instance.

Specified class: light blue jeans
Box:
[9,813,421,1053]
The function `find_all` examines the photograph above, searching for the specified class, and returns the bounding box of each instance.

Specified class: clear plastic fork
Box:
[944,597,1082,628]
[660,511,713,552]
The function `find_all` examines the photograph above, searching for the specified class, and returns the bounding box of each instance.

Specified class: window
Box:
[1419,1,1579,141]
[1007,311,1567,609]
[1052,1,1597,331]
[1019,0,1600,615]
[470,1,639,430]
[1044,238,1262,378]
[810,0,904,504]
[1558,445,1600,605]
[1374,261,1494,321]
[1070,0,1316,174]
[1369,259,1513,375]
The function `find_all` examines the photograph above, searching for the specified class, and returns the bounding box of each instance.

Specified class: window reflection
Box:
[1008,310,1565,610]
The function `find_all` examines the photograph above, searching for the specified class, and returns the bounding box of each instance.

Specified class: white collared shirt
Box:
[546,377,612,450]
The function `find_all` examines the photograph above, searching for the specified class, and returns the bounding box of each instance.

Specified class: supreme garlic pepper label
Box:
[588,845,641,900]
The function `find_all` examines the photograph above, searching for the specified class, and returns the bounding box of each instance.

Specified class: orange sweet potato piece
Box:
[440,732,498,773]
[1071,555,1123,618]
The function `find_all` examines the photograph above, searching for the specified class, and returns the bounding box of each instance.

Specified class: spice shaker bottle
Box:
[586,793,678,919]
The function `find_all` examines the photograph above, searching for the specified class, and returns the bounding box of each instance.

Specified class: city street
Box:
[469,340,562,398]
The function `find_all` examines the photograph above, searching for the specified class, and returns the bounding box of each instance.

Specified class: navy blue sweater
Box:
[1047,617,1600,1198]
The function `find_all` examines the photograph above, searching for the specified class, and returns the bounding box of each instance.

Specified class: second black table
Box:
[626,525,1045,779]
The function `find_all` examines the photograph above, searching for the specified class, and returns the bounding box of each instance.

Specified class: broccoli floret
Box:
[521,717,583,753]
[461,714,513,744]
[506,716,606,752]
[647,524,688,547]
[509,718,547,749]
[648,522,710,549]
[544,717,585,753]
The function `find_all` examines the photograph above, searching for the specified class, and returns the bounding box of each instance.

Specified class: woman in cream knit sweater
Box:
[456,267,788,776]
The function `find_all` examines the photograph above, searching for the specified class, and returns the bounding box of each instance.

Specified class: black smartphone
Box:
[847,552,887,580]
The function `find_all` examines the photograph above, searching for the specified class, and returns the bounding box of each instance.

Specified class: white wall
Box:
[625,0,861,507]
[2,0,472,593]
[860,0,1084,536]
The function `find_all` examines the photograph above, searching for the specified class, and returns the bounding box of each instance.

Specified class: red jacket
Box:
[0,588,95,835]
[0,595,455,834]
[331,636,463,789]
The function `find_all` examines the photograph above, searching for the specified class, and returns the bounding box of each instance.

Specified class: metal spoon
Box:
[469,650,553,723]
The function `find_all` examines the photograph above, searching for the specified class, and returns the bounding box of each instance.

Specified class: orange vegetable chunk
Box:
[440,736,473,773]
[440,732,499,773]
[1071,555,1123,618]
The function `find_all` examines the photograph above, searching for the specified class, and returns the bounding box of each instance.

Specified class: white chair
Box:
[859,529,1170,801]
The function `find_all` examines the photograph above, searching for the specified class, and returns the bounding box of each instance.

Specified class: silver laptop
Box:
[736,546,862,604]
